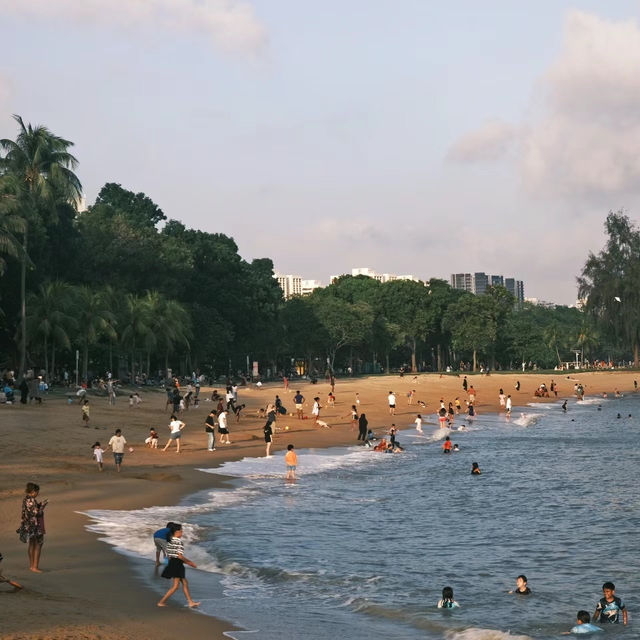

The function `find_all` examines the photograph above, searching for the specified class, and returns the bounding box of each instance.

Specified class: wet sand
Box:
[0,370,637,639]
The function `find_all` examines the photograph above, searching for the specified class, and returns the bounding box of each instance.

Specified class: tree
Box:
[0,115,82,379]
[0,175,27,276]
[74,287,116,381]
[578,211,640,366]
[94,183,166,228]
[312,294,373,372]
[25,281,77,381]
[444,294,497,371]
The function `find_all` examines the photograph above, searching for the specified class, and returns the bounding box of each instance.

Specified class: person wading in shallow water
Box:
[157,523,200,609]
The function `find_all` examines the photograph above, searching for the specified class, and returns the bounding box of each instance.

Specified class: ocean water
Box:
[83,395,640,639]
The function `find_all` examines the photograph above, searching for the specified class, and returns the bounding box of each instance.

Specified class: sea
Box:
[82,394,639,639]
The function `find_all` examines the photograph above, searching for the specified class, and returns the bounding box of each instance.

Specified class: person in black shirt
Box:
[204,411,216,451]
[509,574,531,595]
[357,413,368,442]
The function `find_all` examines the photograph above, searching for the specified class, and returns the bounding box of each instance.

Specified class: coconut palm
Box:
[0,115,82,378]
[74,286,116,382]
[0,174,27,274]
[25,281,77,381]
[119,293,155,381]
[153,296,192,375]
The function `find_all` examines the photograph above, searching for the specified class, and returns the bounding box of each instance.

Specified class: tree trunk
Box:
[411,337,417,373]
[51,340,56,384]
[44,334,49,383]
[436,344,442,372]
[146,351,151,377]
[83,338,89,382]
[385,352,390,374]
[634,341,639,368]
[472,348,477,372]
[18,229,28,380]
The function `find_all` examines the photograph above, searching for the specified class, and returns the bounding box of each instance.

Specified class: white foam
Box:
[199,446,394,479]
[445,629,532,640]
[511,412,541,427]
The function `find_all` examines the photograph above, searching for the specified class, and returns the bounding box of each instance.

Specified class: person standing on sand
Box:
[108,428,127,472]
[204,410,216,452]
[81,399,90,427]
[163,415,185,453]
[218,408,231,444]
[312,397,321,423]
[17,482,47,572]
[294,390,305,419]
[462,376,468,392]
[358,413,368,441]
[158,523,200,609]
[388,391,396,416]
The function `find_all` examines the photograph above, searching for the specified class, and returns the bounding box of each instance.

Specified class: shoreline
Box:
[1,371,638,639]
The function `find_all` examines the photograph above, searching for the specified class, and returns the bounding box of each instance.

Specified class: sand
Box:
[0,370,637,638]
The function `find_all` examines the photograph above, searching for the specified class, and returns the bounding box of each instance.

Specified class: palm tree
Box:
[153,296,192,375]
[74,286,116,382]
[0,115,82,379]
[25,281,77,382]
[119,293,155,382]
[0,174,28,275]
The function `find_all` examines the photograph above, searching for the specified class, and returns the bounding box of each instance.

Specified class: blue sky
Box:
[1,1,639,304]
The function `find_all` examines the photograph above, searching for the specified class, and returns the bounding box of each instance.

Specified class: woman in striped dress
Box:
[157,523,200,608]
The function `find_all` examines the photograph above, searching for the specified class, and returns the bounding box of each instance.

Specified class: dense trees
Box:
[0,116,637,381]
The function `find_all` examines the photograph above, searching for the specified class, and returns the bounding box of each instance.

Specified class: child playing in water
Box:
[593,581,627,625]
[92,442,105,471]
[437,586,459,608]
[565,610,602,634]
[509,574,531,595]
[471,462,481,475]
[415,414,423,433]
[285,444,297,480]
[442,436,452,454]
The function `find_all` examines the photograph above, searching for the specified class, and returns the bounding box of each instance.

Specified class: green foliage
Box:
[578,211,640,365]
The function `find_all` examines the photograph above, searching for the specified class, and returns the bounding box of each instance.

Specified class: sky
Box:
[1,1,639,305]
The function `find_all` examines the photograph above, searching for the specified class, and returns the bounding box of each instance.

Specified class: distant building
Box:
[274,273,302,299]
[301,279,322,296]
[451,272,524,303]
[525,297,556,309]
[331,268,418,284]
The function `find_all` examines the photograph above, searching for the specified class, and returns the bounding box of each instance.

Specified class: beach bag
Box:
[16,525,28,543]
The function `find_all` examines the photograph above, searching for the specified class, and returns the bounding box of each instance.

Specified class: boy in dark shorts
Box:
[593,581,627,624]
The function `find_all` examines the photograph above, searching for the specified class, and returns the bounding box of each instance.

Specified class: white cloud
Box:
[0,0,267,55]
[449,10,640,199]
[447,120,516,163]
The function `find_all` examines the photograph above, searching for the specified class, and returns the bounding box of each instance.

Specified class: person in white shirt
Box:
[388,391,396,416]
[217,409,230,444]
[163,415,186,453]
[414,414,423,433]
[108,429,127,472]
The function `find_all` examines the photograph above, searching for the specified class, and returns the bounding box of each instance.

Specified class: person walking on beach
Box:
[312,397,321,424]
[285,444,297,480]
[92,442,105,471]
[108,428,127,472]
[163,415,185,453]
[388,391,396,416]
[358,413,368,442]
[17,482,47,572]
[344,404,358,431]
[81,399,90,427]
[505,395,512,417]
[204,410,216,452]
[294,390,305,419]
[462,376,468,392]
[158,523,200,608]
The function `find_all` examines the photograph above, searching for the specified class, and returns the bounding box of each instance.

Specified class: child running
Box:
[157,523,199,608]
[92,442,105,471]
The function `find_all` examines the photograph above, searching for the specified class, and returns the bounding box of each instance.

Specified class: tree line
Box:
[0,115,638,382]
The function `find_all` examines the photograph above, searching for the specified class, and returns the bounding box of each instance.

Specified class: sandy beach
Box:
[1,370,637,639]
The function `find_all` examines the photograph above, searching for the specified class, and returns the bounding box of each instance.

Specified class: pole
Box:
[75,350,79,387]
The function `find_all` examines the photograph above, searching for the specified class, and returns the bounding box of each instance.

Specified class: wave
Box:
[511,412,541,427]
[445,630,532,640]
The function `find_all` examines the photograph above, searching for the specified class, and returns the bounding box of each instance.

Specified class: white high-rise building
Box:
[331,268,417,284]
[274,274,302,299]
[301,279,322,296]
